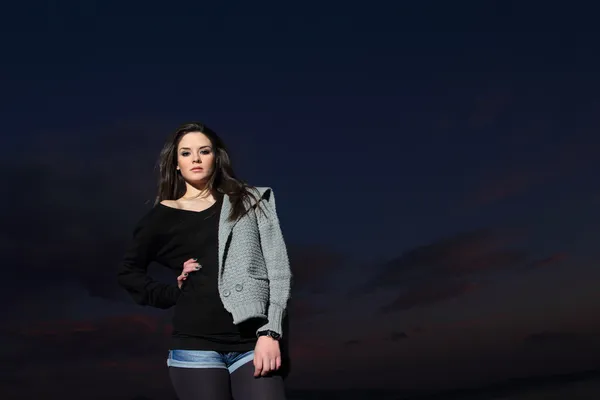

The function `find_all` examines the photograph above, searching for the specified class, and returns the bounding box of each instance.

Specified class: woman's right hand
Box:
[177,258,202,289]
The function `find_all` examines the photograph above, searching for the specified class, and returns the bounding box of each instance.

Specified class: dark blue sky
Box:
[2,1,600,399]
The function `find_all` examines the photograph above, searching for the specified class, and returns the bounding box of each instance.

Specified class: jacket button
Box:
[223,289,231,297]
[235,283,243,292]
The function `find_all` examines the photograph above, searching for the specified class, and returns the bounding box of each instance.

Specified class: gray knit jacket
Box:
[218,187,292,337]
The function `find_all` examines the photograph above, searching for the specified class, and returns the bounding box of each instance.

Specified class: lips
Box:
[191,167,203,172]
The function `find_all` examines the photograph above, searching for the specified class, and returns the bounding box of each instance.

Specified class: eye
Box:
[200,149,212,155]
[180,151,190,156]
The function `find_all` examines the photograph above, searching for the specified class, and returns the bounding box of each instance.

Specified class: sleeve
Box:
[255,188,293,337]
[117,211,181,309]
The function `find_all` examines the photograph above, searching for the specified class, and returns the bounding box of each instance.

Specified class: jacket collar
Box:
[217,187,270,273]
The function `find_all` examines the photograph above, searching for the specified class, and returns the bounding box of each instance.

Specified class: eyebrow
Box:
[179,146,211,151]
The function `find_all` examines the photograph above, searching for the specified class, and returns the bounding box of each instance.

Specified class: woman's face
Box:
[176,132,216,185]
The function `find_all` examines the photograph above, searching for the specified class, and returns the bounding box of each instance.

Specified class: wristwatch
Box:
[257,330,281,340]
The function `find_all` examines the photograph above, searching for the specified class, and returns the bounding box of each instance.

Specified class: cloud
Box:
[369,229,523,285]
[350,227,567,313]
[356,227,523,292]
[530,252,568,268]
[2,356,174,400]
[4,294,328,366]
[390,331,408,341]
[518,331,600,364]
[381,280,480,313]
[0,312,178,399]
[3,314,171,364]
[523,331,599,345]
[428,311,511,332]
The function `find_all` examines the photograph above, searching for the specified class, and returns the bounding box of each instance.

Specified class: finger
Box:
[270,358,276,371]
[275,356,281,370]
[183,262,201,273]
[184,258,199,266]
[254,357,262,377]
[261,357,271,376]
[185,264,201,272]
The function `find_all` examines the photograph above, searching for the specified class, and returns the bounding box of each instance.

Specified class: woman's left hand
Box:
[253,336,281,377]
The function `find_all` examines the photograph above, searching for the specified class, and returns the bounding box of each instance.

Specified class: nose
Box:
[193,154,201,163]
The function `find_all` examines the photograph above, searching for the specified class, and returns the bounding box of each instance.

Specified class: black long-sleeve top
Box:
[117,196,259,351]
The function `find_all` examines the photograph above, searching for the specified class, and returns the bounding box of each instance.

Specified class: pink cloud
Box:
[411,311,512,333]
[381,280,480,313]
[366,228,526,290]
[16,314,162,338]
[530,252,568,268]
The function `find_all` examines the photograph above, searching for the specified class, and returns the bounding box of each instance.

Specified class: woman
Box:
[117,122,292,400]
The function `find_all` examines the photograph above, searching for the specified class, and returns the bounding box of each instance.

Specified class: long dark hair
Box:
[155,122,259,221]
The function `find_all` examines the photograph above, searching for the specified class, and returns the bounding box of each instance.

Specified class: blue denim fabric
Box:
[167,350,254,373]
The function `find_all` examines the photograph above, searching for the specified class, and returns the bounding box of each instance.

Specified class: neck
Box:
[182,182,212,200]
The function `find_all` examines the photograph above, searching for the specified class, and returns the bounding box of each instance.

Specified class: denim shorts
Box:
[167,350,254,374]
